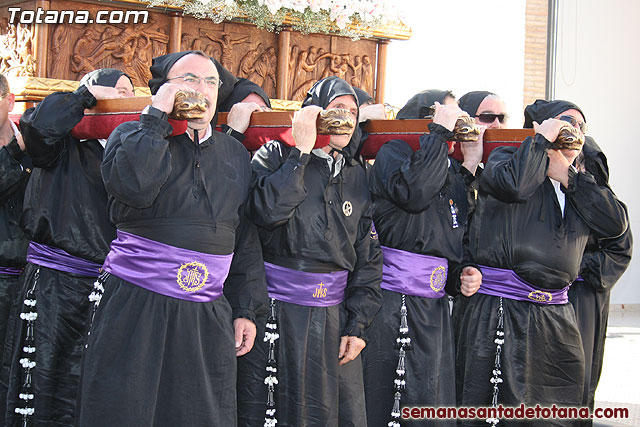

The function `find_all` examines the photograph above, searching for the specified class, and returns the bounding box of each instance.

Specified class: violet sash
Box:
[264,262,348,307]
[0,266,22,276]
[380,246,448,298]
[477,265,570,305]
[27,242,102,277]
[103,230,233,303]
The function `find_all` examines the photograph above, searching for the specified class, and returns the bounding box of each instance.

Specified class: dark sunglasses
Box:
[558,115,587,133]
[475,113,507,124]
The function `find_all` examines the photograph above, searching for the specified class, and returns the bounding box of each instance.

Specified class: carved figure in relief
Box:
[202,32,250,73]
[0,24,35,77]
[248,47,276,97]
[361,55,374,94]
[238,43,262,79]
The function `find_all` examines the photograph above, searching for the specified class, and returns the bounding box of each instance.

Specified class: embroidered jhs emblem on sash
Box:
[342,201,353,217]
[313,282,328,298]
[527,290,553,303]
[449,199,459,229]
[430,266,447,292]
[177,261,209,292]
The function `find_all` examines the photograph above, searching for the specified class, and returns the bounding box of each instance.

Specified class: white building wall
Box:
[385,0,527,128]
[553,0,639,304]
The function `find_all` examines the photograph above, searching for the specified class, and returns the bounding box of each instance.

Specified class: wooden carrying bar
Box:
[67,98,534,162]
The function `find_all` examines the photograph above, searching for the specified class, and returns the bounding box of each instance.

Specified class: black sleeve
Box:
[342,204,383,340]
[368,123,452,213]
[480,134,552,203]
[565,168,628,239]
[220,124,246,143]
[0,138,26,205]
[223,205,269,321]
[20,85,96,168]
[101,113,174,209]
[247,141,310,229]
[580,224,633,292]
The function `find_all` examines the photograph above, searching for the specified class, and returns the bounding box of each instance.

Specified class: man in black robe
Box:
[456,110,628,426]
[0,73,30,426]
[4,68,134,427]
[524,100,632,425]
[362,90,483,427]
[238,76,382,427]
[76,50,267,427]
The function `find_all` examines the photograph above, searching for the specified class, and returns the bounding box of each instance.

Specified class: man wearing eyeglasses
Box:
[524,99,632,426]
[77,51,268,427]
[458,91,509,129]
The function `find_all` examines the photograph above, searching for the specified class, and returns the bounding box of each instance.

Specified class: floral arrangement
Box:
[143,0,406,39]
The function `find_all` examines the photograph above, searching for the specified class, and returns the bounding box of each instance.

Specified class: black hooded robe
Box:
[4,69,128,427]
[523,101,634,424]
[569,138,632,425]
[0,135,31,426]
[455,133,628,427]
[237,77,383,427]
[76,52,268,427]
[362,104,476,426]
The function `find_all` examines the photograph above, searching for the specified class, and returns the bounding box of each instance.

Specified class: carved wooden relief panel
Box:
[2,0,385,103]
[181,20,278,98]
[0,17,36,78]
[42,1,170,86]
[288,33,377,101]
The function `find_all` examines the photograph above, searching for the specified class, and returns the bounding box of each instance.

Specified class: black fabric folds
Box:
[569,141,632,424]
[458,90,494,116]
[78,274,239,427]
[240,76,382,426]
[5,265,95,427]
[352,87,373,106]
[363,121,475,425]
[218,78,271,112]
[455,132,628,425]
[396,89,453,119]
[524,99,586,128]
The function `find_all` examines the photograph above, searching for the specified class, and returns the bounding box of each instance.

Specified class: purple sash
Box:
[27,242,102,277]
[264,262,348,307]
[478,265,570,305]
[103,230,233,303]
[380,246,448,298]
[573,275,584,282]
[0,266,22,276]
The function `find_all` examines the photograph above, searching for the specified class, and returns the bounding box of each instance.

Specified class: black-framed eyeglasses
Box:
[558,115,587,133]
[475,113,507,124]
[167,73,222,88]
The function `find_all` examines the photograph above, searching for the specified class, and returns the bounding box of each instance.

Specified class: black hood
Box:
[218,78,271,113]
[148,51,237,104]
[458,90,494,116]
[79,68,132,89]
[524,99,586,128]
[352,87,373,106]
[302,76,361,164]
[396,89,453,119]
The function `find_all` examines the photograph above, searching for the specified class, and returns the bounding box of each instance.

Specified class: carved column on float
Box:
[34,0,51,77]
[169,12,182,53]
[276,27,291,99]
[375,39,389,103]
